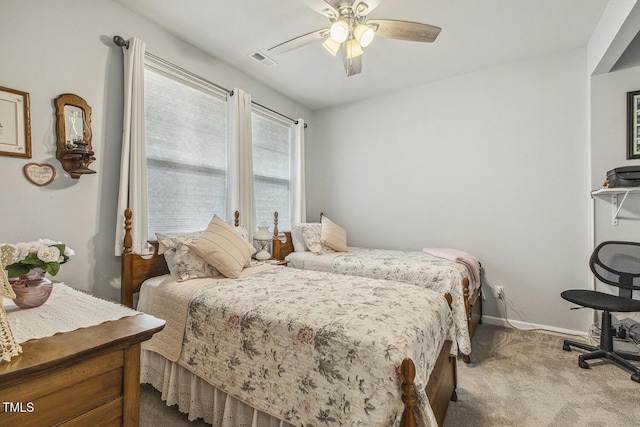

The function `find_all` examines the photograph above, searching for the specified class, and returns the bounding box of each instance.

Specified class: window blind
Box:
[252,109,292,232]
[144,66,228,236]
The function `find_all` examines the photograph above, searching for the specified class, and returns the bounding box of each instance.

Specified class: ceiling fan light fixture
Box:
[267,1,443,77]
[354,24,375,47]
[345,38,363,59]
[330,20,349,43]
[322,8,337,19]
[355,2,369,16]
[322,37,341,56]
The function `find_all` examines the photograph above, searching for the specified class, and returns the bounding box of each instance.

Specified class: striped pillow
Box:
[320,216,347,252]
[188,215,256,278]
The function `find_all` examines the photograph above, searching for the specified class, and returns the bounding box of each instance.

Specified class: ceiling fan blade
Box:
[303,0,339,19]
[268,28,329,55]
[342,47,362,77]
[367,19,441,42]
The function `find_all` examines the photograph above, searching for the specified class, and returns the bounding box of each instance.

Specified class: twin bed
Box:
[120,209,459,426]
[271,213,483,363]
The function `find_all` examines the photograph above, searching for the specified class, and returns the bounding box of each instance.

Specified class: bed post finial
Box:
[320,212,324,221]
[234,211,239,227]
[273,211,279,237]
[123,208,133,254]
[444,292,453,309]
[400,358,418,427]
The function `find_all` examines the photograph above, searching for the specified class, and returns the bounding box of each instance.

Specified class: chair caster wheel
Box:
[632,373,640,383]
[578,360,589,369]
[562,343,571,351]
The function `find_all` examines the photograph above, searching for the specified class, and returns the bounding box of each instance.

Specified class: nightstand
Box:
[0,314,165,426]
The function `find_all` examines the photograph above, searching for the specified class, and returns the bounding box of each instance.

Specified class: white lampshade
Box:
[330,20,349,43]
[345,39,363,59]
[354,24,374,47]
[322,37,341,56]
[254,226,272,241]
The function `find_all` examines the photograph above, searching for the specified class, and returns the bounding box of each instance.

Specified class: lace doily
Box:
[0,260,22,363]
[4,283,139,344]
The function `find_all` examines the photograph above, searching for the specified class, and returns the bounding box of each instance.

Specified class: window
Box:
[144,60,228,236]
[252,108,292,232]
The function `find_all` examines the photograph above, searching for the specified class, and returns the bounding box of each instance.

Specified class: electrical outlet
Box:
[494,286,504,300]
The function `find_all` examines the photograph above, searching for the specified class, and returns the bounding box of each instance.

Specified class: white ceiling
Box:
[114,0,609,111]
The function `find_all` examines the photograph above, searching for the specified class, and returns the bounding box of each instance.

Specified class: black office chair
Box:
[561,241,640,383]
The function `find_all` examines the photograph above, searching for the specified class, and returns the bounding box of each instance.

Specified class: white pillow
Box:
[155,231,203,276]
[291,223,311,252]
[321,216,347,252]
[233,225,250,242]
[300,223,335,255]
[188,215,256,278]
[155,224,252,275]
[156,231,202,255]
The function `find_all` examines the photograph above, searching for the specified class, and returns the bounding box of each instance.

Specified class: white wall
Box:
[0,0,312,301]
[308,49,592,333]
[591,65,640,261]
[587,0,639,75]
[588,0,640,301]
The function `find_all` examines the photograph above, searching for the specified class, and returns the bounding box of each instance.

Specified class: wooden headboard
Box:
[270,211,292,261]
[120,208,241,308]
[270,211,326,261]
[272,232,293,261]
[121,209,168,308]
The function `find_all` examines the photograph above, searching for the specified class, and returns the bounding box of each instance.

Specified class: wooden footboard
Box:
[468,284,483,339]
[462,277,483,363]
[402,340,457,427]
[121,209,455,426]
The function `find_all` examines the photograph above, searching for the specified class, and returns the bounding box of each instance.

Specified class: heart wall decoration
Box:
[23,162,56,186]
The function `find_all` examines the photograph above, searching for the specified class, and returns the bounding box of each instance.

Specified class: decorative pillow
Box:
[321,216,348,252]
[155,231,203,254]
[300,223,335,255]
[291,224,310,252]
[155,231,203,277]
[233,225,250,242]
[188,215,256,278]
[173,243,220,280]
[160,248,180,277]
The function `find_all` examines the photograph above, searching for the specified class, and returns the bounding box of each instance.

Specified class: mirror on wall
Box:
[55,93,96,179]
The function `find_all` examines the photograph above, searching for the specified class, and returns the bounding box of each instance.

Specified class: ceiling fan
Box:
[267,0,441,77]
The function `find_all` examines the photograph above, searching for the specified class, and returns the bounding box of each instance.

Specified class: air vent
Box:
[249,51,277,68]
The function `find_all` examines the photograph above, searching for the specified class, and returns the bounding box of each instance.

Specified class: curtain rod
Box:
[249,98,307,128]
[113,35,307,128]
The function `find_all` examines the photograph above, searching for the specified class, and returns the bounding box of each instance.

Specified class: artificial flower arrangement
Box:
[0,239,75,278]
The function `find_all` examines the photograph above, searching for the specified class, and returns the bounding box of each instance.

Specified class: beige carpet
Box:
[444,325,640,426]
[140,324,640,427]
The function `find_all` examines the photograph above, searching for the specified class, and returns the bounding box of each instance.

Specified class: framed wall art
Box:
[0,85,31,158]
[627,89,640,159]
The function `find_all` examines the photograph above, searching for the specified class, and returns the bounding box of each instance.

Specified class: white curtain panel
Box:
[226,89,256,241]
[114,37,150,255]
[291,119,306,224]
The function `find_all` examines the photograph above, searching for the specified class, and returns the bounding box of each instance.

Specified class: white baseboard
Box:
[481,315,588,337]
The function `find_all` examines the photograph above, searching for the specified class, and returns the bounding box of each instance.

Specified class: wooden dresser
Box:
[0,313,165,426]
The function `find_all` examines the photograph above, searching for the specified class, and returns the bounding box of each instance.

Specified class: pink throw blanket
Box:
[423,247,481,288]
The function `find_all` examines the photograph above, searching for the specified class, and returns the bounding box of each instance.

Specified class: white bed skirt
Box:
[141,350,295,427]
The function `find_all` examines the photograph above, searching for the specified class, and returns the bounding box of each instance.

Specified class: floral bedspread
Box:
[330,248,472,355]
[178,267,452,427]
